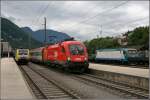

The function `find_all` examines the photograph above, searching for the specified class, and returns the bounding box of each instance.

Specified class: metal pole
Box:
[99,25,102,38]
[28,31,31,49]
[1,42,3,57]
[44,17,47,46]
[30,32,31,49]
[8,43,9,58]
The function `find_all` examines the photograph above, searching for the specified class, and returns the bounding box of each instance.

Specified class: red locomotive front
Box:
[45,40,89,73]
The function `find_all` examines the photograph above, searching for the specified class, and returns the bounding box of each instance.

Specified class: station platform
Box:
[1,57,34,99]
[89,63,149,78]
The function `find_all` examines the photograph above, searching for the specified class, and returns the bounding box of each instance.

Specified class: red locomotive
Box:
[30,39,89,73]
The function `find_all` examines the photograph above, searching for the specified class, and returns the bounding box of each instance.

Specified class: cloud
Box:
[1,0,149,41]
[125,3,149,18]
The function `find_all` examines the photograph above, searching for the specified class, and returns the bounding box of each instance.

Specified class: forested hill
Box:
[1,17,42,49]
[84,26,149,54]
[127,26,149,46]
[21,27,71,43]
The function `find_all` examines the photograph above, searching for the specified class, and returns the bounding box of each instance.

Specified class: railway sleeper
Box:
[28,65,81,99]
[75,75,148,98]
[85,74,148,92]
[46,95,71,98]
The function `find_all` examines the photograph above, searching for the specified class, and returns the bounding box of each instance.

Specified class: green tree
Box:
[128,26,149,46]
[84,26,149,55]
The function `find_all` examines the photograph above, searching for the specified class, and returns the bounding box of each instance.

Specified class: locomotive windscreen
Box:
[126,49,139,58]
[69,44,84,55]
[18,49,28,55]
[127,50,137,54]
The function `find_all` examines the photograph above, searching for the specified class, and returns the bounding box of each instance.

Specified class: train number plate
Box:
[75,58,81,61]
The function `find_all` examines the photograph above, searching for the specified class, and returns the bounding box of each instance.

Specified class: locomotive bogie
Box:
[63,61,89,73]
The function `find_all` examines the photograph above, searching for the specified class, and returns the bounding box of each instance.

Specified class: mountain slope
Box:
[22,27,71,44]
[1,17,42,49]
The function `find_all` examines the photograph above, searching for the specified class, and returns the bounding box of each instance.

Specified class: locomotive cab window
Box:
[69,44,84,55]
[123,51,126,54]
[18,49,28,55]
[128,50,137,54]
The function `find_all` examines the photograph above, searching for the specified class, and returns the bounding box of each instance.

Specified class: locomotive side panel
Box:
[43,48,48,62]
[96,49,126,61]
[47,46,57,61]
[59,45,67,61]
[46,44,67,64]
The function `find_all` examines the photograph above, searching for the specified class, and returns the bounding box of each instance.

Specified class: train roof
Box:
[45,41,84,49]
[30,40,84,50]
[61,40,83,45]
[30,47,44,51]
[16,48,29,50]
[96,48,137,51]
[47,40,83,46]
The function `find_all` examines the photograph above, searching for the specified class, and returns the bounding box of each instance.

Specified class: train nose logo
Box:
[54,51,58,58]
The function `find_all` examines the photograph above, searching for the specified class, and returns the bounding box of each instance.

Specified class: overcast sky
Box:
[1,0,149,41]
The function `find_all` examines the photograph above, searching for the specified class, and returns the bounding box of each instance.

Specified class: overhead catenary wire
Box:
[30,4,47,26]
[102,17,148,31]
[59,1,129,31]
[28,1,147,41]
[80,15,149,27]
[96,18,149,38]
[48,1,147,41]
[77,1,129,24]
[28,2,51,49]
[60,15,148,35]
[28,3,49,49]
[63,16,148,40]
[99,16,149,30]
[30,1,129,33]
[33,1,51,26]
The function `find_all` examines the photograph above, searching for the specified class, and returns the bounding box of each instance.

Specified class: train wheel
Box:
[85,68,90,73]
[79,67,86,73]
[50,64,54,68]
[64,67,71,73]
[17,62,19,65]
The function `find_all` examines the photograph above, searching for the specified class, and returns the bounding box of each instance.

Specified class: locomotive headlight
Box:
[84,57,87,61]
[67,57,71,61]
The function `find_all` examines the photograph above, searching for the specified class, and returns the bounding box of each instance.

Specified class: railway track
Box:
[91,62,149,69]
[20,63,149,99]
[73,73,149,99]
[28,63,149,99]
[20,65,80,99]
[19,65,46,99]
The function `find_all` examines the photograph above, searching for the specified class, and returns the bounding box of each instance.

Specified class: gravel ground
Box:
[29,63,123,99]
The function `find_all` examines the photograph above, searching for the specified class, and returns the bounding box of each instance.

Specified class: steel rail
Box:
[27,64,81,99]
[74,74,149,99]
[84,73,149,92]
[19,65,48,99]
